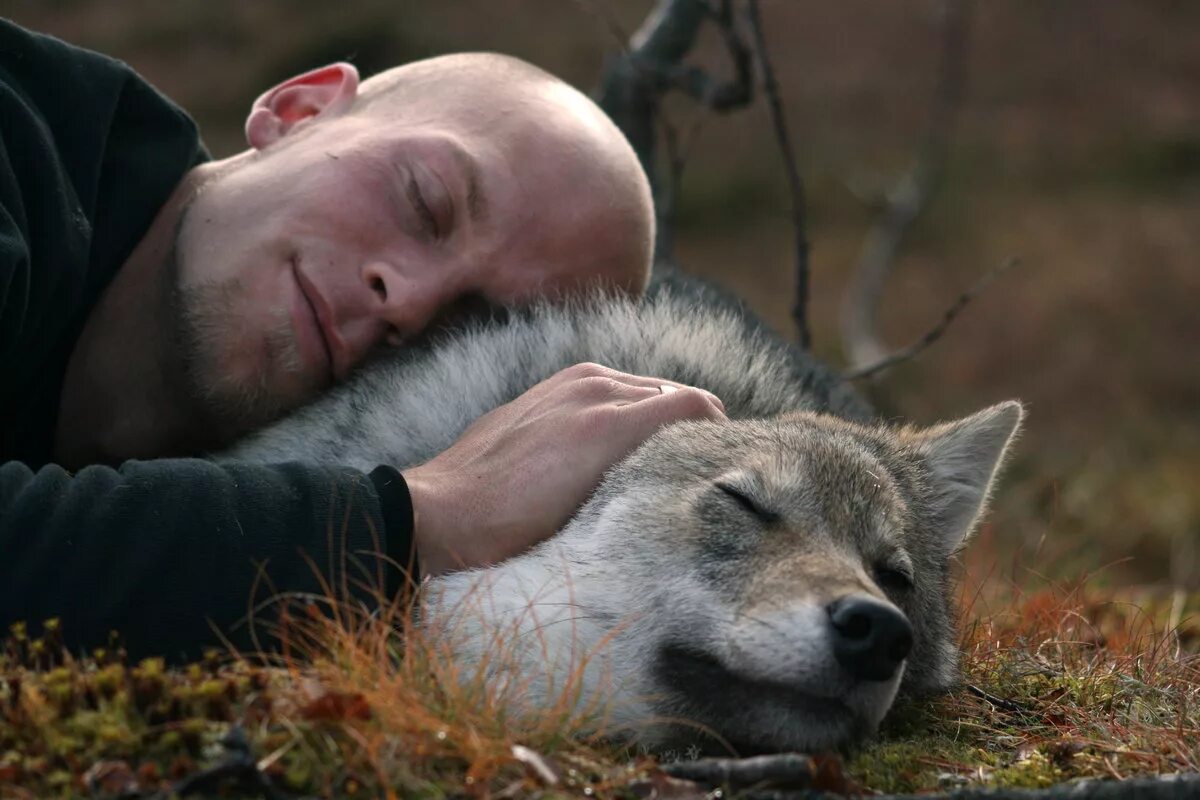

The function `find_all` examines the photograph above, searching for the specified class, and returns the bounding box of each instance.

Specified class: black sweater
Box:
[0,20,414,662]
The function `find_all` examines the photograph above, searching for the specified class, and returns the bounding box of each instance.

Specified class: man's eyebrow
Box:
[450,146,487,225]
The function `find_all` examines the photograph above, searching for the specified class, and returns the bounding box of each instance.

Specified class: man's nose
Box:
[360,260,450,343]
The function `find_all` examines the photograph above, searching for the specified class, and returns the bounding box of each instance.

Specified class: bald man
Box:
[0,21,724,659]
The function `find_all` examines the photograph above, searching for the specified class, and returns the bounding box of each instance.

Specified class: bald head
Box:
[353,53,655,293]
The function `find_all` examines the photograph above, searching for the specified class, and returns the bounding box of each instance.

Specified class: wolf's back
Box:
[225,272,871,470]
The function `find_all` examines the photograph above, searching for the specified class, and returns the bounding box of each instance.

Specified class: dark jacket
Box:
[0,20,413,662]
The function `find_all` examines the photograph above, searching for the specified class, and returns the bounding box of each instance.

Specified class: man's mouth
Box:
[291,259,334,383]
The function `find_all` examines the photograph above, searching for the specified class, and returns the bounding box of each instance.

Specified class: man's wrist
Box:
[397,465,456,577]
[367,465,421,588]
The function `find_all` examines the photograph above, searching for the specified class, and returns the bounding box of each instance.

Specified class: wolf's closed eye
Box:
[715,481,780,524]
[873,565,914,594]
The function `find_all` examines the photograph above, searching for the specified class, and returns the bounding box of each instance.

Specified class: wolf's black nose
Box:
[827,596,913,682]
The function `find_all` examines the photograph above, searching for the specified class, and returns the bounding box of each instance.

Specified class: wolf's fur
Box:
[224,275,1022,753]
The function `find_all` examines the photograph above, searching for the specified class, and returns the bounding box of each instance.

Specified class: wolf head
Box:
[429,401,1023,754]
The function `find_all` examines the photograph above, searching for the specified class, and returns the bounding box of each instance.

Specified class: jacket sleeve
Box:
[0,458,409,662]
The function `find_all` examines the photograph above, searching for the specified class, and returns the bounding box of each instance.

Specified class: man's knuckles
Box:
[656,385,725,421]
[549,363,725,424]
[559,361,614,382]
[568,374,654,403]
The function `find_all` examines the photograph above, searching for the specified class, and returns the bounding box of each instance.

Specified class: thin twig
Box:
[840,0,972,369]
[842,257,1019,381]
[745,0,812,350]
[964,683,1031,715]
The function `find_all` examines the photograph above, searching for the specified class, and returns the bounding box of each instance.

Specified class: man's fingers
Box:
[654,383,726,413]
[616,385,727,431]
[552,362,723,410]
[565,370,725,413]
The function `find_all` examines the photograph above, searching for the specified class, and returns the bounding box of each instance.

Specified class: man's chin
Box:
[174,296,321,446]
[190,367,314,445]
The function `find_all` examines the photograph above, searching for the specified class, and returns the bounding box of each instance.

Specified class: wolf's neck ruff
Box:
[223,272,1022,754]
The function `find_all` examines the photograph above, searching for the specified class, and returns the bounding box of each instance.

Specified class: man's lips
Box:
[292,261,345,380]
[290,261,331,383]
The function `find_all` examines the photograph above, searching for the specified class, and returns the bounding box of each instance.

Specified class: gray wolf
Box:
[224,274,1023,754]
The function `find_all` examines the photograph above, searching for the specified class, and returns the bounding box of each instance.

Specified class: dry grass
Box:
[850,570,1200,793]
[3,564,1198,798]
[0,574,647,798]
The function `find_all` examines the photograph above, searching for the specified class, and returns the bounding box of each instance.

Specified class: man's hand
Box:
[402,362,726,577]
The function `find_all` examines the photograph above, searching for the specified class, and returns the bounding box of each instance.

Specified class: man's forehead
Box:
[352,56,653,294]
[357,53,558,116]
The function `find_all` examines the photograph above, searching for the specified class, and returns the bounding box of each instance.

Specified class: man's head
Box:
[170,53,654,439]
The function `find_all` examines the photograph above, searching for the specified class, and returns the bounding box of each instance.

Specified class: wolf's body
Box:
[224,274,1021,753]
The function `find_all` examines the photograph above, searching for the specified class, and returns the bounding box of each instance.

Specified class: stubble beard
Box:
[163,200,307,446]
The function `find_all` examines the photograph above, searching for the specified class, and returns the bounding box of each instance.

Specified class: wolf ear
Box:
[908,401,1024,555]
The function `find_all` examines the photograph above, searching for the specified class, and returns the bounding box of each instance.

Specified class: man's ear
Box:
[907,401,1025,556]
[244,63,361,150]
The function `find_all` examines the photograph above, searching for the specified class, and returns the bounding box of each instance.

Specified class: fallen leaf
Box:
[810,752,862,795]
[300,690,371,722]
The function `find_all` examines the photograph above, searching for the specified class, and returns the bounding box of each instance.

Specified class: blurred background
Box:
[10,1,1199,591]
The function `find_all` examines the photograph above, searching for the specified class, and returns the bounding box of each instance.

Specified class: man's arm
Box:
[0,458,403,662]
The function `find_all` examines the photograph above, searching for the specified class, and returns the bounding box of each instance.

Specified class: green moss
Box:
[987,750,1066,790]
[849,736,982,794]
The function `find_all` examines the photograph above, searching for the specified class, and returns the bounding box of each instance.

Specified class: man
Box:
[0,21,725,660]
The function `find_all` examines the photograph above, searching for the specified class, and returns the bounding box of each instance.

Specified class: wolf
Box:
[223,272,1022,754]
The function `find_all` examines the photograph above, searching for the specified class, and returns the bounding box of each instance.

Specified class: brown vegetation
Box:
[2,574,1197,796]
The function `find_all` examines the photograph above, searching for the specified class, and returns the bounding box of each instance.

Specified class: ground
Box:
[2,583,1198,797]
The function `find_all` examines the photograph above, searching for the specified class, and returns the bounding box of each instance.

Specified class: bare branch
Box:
[840,0,973,369]
[658,1,755,258]
[593,0,754,265]
[594,0,705,264]
[745,0,812,350]
[842,257,1019,382]
[699,0,754,112]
